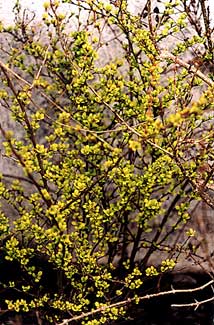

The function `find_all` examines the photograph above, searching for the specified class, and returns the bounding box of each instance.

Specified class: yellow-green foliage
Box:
[0,0,213,323]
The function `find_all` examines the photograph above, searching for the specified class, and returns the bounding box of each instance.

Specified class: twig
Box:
[159,50,214,87]
[172,296,214,310]
[57,280,214,324]
[0,60,31,86]
[35,310,43,325]
[200,0,213,58]
[88,85,174,157]
[29,45,50,90]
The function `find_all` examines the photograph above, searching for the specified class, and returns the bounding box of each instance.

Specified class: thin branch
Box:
[0,60,31,86]
[200,0,213,58]
[0,58,68,114]
[147,0,159,54]
[159,50,214,87]
[57,280,214,324]
[88,85,173,157]
[0,124,51,206]
[29,45,50,90]
[172,296,214,310]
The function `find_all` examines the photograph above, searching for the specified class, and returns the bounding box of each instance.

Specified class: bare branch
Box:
[172,296,214,310]
[57,280,214,325]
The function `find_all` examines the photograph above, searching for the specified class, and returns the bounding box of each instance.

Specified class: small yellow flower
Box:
[128,140,142,152]
[186,228,196,237]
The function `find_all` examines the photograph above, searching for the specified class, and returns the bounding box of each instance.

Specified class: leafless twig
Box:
[57,280,214,325]
[172,295,214,310]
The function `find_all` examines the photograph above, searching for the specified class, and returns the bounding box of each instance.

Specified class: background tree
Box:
[0,0,214,323]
